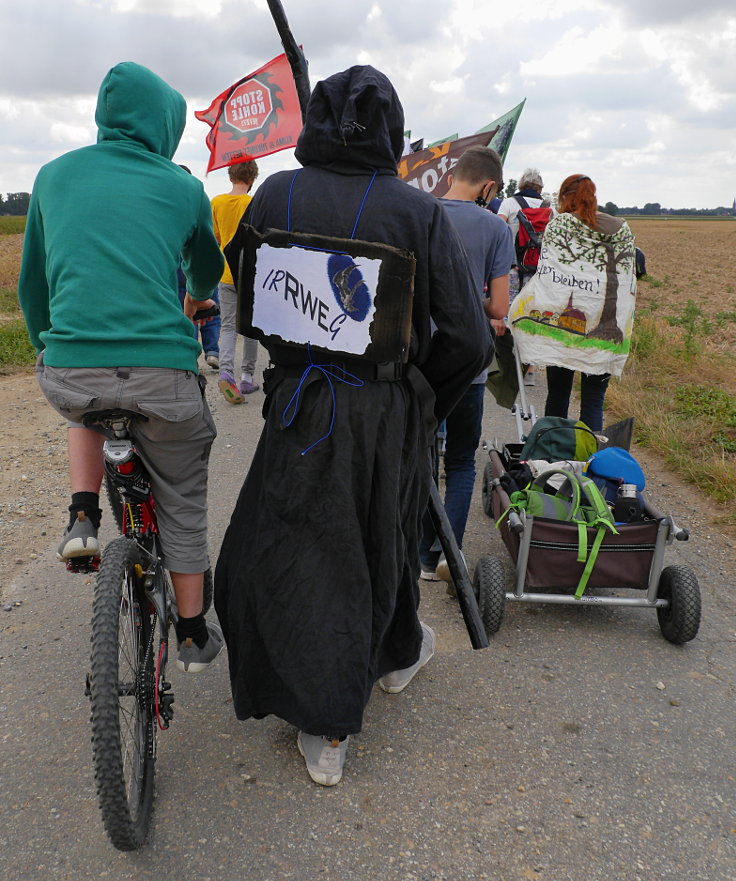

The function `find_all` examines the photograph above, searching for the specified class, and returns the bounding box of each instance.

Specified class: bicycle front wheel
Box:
[89,536,156,850]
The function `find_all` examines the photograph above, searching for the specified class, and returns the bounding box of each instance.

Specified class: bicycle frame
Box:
[75,409,185,849]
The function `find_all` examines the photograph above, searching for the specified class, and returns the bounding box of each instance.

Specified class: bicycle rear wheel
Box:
[90,536,156,850]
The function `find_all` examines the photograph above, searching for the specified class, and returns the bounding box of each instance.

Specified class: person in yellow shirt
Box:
[211,160,260,403]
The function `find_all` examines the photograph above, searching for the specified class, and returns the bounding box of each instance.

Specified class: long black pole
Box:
[427,480,489,650]
[265,0,311,120]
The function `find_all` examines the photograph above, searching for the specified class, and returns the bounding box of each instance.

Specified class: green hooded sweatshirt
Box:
[18,61,224,371]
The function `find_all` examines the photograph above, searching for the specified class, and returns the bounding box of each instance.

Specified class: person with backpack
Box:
[499,168,553,385]
[498,167,552,286]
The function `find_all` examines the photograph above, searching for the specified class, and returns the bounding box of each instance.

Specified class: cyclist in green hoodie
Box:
[18,62,225,672]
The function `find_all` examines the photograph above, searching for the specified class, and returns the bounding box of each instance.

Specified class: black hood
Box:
[295,66,405,174]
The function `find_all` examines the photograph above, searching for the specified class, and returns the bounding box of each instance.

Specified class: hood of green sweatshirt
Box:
[95,61,186,159]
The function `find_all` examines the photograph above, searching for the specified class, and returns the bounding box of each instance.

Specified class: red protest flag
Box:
[195,53,303,173]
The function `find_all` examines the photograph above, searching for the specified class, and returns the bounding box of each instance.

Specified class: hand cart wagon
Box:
[475,437,701,644]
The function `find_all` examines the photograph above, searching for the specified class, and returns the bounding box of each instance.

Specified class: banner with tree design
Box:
[509,213,637,376]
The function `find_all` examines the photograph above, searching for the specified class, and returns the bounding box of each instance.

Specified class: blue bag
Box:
[586,447,646,503]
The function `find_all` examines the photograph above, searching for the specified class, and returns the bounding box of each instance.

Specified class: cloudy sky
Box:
[1,0,735,209]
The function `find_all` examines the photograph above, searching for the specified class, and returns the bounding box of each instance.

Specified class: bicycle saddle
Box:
[82,409,150,428]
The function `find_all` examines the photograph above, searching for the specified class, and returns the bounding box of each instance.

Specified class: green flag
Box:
[398,100,525,198]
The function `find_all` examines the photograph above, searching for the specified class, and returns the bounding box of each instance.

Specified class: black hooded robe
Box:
[214,67,493,738]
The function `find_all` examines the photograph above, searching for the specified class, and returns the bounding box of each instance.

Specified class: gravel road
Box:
[1,356,735,881]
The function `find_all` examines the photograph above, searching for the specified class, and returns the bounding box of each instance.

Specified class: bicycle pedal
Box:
[66,556,101,574]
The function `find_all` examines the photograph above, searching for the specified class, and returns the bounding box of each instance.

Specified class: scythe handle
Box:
[266,0,311,121]
[427,479,489,650]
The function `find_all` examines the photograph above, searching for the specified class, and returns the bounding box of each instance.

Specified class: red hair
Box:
[557,174,598,229]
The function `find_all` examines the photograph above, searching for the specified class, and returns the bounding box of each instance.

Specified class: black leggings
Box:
[544,366,610,432]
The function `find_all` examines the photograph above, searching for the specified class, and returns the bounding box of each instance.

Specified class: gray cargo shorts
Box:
[36,358,216,574]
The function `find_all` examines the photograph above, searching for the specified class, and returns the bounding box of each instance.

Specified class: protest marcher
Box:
[18,62,225,671]
[509,174,637,432]
[499,168,552,386]
[177,165,220,369]
[211,160,262,403]
[419,145,513,583]
[215,65,493,787]
[498,168,549,243]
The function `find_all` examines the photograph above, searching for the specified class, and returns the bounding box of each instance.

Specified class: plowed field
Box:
[629,218,736,352]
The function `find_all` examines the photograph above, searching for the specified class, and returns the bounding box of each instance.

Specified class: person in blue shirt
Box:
[420,146,514,583]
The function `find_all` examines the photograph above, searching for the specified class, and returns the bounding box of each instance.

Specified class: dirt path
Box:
[3,367,736,881]
[0,372,69,600]
[3,367,734,605]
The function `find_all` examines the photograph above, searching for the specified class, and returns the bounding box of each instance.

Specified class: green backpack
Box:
[500,467,618,598]
[519,416,598,462]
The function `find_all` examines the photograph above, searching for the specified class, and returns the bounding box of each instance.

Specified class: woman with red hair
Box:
[509,173,637,432]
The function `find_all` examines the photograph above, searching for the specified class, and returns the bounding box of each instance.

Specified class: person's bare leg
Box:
[170,572,204,618]
[173,570,222,672]
[68,426,105,492]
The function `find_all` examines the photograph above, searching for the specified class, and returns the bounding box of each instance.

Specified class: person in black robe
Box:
[215,65,493,786]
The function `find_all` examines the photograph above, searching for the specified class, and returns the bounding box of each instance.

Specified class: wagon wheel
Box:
[656,565,701,644]
[473,556,506,636]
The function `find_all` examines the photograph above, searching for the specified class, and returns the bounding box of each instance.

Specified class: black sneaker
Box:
[177,621,224,673]
[57,511,100,560]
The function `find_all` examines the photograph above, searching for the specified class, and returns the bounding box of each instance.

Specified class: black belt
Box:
[270,359,406,382]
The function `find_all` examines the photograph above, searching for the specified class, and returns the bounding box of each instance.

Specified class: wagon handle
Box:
[643,498,689,542]
[508,511,524,534]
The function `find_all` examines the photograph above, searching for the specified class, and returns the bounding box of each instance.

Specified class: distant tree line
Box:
[501,182,734,216]
[0,193,30,215]
[2,189,734,218]
[600,201,735,217]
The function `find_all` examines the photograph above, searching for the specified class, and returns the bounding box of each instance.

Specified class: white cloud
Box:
[106,0,224,15]
[521,24,627,77]
[50,123,94,145]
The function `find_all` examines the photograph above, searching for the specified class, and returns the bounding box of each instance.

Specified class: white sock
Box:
[241,373,253,384]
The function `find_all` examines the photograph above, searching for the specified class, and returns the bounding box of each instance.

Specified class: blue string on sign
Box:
[281,343,365,455]
[286,168,302,233]
[350,169,378,239]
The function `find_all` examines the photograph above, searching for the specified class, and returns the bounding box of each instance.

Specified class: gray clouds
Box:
[1,0,735,208]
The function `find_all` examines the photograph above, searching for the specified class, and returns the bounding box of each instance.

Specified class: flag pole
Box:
[265,0,310,121]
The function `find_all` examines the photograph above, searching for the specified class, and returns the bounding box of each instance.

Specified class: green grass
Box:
[0,216,25,235]
[0,286,20,312]
[607,309,736,525]
[0,318,36,370]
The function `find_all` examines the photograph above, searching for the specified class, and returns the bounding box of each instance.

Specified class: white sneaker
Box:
[297,731,349,786]
[420,566,441,581]
[379,623,436,694]
[435,551,466,584]
[435,556,450,582]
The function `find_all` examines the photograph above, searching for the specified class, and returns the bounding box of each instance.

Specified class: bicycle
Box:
[68,408,213,851]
